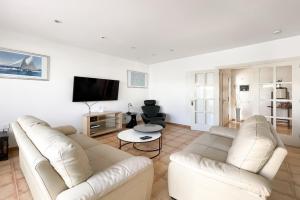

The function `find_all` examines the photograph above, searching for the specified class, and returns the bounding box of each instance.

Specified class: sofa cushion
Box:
[240,115,268,128]
[54,125,77,135]
[19,122,93,188]
[17,115,50,132]
[68,134,99,149]
[85,144,132,172]
[227,116,277,173]
[182,133,233,162]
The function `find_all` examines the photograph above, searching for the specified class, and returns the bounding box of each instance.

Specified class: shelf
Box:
[90,127,121,137]
[90,117,121,124]
[90,122,122,129]
[83,111,123,138]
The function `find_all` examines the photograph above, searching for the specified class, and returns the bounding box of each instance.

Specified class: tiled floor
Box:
[1,124,300,200]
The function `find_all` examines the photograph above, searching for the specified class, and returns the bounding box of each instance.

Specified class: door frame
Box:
[219,69,232,126]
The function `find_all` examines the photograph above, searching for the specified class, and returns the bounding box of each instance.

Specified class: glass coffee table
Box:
[118,124,163,158]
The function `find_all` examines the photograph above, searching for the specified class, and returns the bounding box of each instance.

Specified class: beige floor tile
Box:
[268,191,296,200]
[289,165,300,174]
[294,185,300,199]
[17,178,29,194]
[0,163,12,175]
[287,146,300,154]
[0,183,17,200]
[19,191,33,200]
[15,169,24,180]
[151,178,169,199]
[292,174,300,185]
[159,154,171,165]
[271,179,294,196]
[286,157,300,167]
[0,160,10,167]
[154,162,168,178]
[279,161,289,171]
[0,172,14,187]
[274,170,293,182]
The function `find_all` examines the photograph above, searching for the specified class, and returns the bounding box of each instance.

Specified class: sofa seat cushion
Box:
[68,134,99,149]
[54,125,77,135]
[182,133,233,162]
[17,117,93,188]
[227,115,277,173]
[56,156,153,200]
[85,144,132,172]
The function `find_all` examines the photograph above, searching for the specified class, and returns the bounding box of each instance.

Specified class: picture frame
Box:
[0,47,50,81]
[127,70,148,88]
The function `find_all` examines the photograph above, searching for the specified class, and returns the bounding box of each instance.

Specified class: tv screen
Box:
[72,76,119,102]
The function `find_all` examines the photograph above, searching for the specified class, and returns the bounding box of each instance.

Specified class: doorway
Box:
[219,64,293,136]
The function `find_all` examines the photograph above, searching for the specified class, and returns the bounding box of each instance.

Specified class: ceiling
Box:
[1,0,300,64]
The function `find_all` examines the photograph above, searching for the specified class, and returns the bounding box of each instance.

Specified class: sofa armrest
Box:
[170,152,271,197]
[209,126,237,139]
[53,125,77,135]
[56,156,153,200]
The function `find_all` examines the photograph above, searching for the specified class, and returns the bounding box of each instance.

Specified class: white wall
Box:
[0,30,149,146]
[149,35,300,146]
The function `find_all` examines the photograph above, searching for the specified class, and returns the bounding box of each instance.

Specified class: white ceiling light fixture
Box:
[273,29,282,35]
[54,19,62,24]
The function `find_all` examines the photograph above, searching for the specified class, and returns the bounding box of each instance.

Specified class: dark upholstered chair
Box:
[141,100,166,127]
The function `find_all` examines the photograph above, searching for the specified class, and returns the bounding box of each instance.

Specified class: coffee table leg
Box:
[132,137,162,159]
[119,140,132,149]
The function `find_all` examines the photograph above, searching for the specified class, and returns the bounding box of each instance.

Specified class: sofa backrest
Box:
[17,116,93,188]
[226,115,279,173]
[11,121,67,200]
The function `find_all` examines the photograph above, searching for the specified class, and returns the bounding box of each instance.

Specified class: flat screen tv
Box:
[72,76,119,102]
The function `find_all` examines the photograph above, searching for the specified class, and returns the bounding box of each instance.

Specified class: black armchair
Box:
[141,100,166,127]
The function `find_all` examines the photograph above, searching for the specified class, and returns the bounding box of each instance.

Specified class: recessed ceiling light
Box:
[54,19,62,24]
[273,29,282,35]
[100,36,106,39]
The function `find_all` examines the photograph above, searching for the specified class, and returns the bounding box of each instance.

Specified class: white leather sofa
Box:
[11,116,154,200]
[168,115,287,200]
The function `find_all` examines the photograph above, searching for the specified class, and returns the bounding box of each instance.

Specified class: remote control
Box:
[140,136,152,140]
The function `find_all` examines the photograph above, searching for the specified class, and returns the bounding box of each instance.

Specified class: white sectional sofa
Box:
[168,115,287,200]
[11,116,154,200]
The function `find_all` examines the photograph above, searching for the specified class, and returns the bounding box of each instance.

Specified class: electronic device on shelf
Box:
[90,124,102,129]
[90,116,98,122]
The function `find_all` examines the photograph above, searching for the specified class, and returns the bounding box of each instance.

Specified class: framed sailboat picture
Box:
[0,48,49,80]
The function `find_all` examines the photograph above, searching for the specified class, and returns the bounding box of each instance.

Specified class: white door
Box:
[191,70,219,131]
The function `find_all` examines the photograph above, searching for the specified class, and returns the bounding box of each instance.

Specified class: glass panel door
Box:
[258,65,293,135]
[192,71,218,131]
[275,66,292,135]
